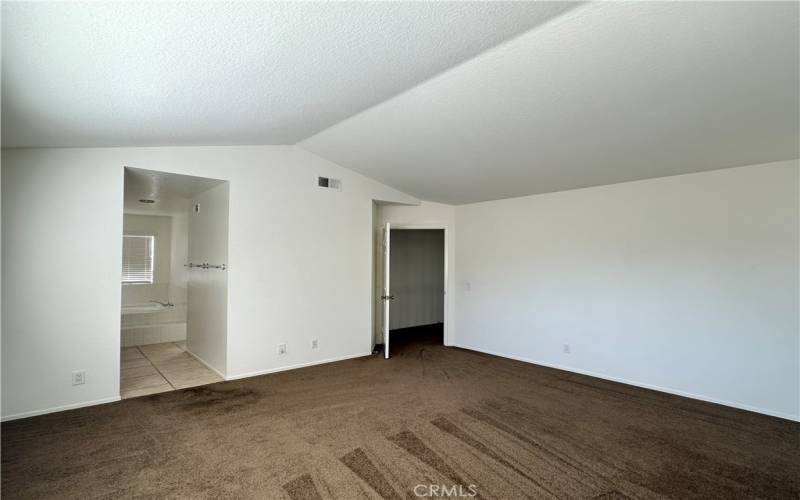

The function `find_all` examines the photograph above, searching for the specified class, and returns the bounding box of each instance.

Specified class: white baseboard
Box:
[186,349,227,380]
[1,395,121,422]
[226,352,372,381]
[454,343,800,422]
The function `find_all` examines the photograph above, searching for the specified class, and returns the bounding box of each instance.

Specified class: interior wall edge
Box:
[454,343,800,422]
[185,349,227,381]
[225,351,372,381]
[0,396,122,423]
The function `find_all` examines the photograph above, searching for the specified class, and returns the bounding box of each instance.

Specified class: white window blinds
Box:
[122,235,154,284]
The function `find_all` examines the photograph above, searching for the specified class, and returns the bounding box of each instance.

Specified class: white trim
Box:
[454,343,800,422]
[121,321,186,330]
[384,222,391,359]
[186,348,227,380]
[385,224,450,347]
[226,352,372,381]
[1,396,121,422]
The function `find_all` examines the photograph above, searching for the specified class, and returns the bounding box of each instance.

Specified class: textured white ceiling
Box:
[300,2,800,204]
[124,167,225,214]
[1,1,575,148]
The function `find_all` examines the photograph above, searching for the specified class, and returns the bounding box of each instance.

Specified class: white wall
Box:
[1,157,124,419]
[455,160,800,420]
[187,183,229,375]
[5,147,794,421]
[376,201,456,344]
[1,146,416,419]
[169,212,189,296]
[389,229,445,330]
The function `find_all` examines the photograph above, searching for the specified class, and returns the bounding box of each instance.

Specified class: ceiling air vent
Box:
[317,176,341,190]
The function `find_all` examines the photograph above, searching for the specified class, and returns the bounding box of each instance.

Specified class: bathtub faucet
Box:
[148,300,174,307]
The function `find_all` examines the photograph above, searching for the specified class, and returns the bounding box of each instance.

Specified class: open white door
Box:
[382,223,393,359]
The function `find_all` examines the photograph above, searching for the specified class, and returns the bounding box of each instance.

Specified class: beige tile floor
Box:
[121,341,223,399]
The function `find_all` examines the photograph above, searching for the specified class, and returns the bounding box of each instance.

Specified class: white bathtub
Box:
[121,302,186,346]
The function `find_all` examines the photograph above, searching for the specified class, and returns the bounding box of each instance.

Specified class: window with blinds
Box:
[122,235,154,284]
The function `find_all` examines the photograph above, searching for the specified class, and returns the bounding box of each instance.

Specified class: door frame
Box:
[120,167,231,394]
[379,223,450,355]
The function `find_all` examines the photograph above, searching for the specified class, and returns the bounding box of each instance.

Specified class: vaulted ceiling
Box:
[300,2,800,203]
[1,1,574,148]
[3,2,798,204]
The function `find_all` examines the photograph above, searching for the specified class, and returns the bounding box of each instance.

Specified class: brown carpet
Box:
[2,326,798,499]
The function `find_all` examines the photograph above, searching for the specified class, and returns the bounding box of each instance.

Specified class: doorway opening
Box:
[379,226,446,359]
[120,167,229,398]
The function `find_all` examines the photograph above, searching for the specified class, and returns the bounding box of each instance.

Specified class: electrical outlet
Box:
[311,339,318,349]
[72,370,86,385]
[277,343,287,355]
[563,344,571,354]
